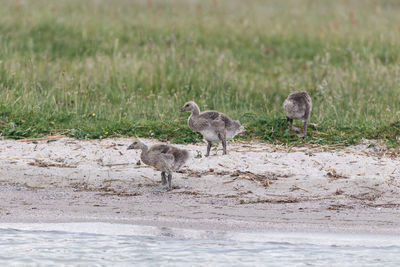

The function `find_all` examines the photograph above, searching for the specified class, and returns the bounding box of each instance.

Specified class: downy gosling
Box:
[179,101,244,156]
[127,139,189,191]
[283,91,312,138]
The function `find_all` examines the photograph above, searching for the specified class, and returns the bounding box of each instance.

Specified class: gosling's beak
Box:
[127,144,134,150]
[179,107,185,112]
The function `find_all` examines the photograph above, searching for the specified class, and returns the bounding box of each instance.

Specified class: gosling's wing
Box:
[149,144,172,154]
[287,91,311,119]
[199,111,221,121]
[189,115,211,132]
[149,144,177,165]
[169,147,189,170]
[198,111,226,130]
[159,152,175,167]
[219,113,235,129]
[146,149,175,170]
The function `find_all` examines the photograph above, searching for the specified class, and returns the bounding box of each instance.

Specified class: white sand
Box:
[0,137,399,234]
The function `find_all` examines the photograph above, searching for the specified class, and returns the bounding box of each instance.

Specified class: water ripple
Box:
[0,223,400,266]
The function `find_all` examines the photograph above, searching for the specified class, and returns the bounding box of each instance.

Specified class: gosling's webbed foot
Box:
[156,185,171,192]
[291,126,300,132]
[156,187,167,193]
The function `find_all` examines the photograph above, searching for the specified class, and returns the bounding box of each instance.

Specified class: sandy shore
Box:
[0,137,399,235]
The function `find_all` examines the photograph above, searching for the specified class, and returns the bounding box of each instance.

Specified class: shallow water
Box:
[0,223,400,266]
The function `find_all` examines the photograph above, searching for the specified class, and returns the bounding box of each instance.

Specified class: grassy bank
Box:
[0,0,399,146]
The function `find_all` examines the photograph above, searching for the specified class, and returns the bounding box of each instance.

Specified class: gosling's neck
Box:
[140,145,150,163]
[191,104,200,116]
[139,145,148,156]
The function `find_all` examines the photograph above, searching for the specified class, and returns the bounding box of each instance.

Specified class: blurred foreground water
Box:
[0,223,399,266]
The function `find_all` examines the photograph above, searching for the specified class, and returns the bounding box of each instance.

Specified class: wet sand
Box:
[1,137,399,234]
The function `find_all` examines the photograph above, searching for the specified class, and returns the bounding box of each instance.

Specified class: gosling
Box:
[127,139,189,191]
[283,91,312,137]
[179,101,244,156]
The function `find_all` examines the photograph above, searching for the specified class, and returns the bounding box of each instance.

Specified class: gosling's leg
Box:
[155,171,168,192]
[287,117,300,132]
[161,171,167,185]
[205,141,212,157]
[221,138,227,155]
[218,132,227,155]
[167,172,172,190]
[297,120,308,138]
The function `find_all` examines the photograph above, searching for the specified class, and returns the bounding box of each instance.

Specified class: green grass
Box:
[0,0,399,146]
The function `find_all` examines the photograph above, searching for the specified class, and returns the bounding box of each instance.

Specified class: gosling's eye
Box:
[185,104,189,107]
[133,142,137,145]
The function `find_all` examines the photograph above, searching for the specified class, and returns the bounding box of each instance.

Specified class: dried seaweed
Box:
[326,168,348,180]
[29,159,77,168]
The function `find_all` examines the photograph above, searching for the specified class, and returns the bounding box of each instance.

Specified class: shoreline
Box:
[2,222,400,247]
[1,138,400,235]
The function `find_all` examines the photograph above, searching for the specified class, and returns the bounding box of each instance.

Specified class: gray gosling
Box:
[283,91,312,138]
[127,139,189,191]
[179,101,244,156]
